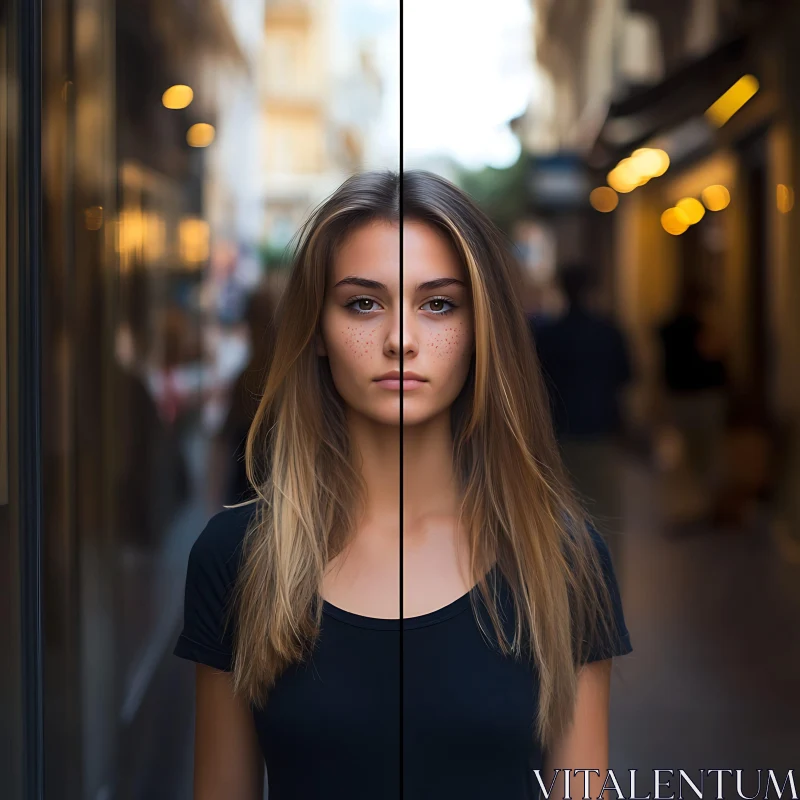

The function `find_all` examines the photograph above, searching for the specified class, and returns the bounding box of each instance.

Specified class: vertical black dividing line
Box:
[18,0,44,796]
[398,1,404,796]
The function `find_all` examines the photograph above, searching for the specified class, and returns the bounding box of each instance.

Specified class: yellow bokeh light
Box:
[650,149,670,176]
[705,75,759,127]
[180,217,210,265]
[162,84,194,109]
[777,184,795,214]
[676,197,705,225]
[661,207,690,236]
[589,186,619,212]
[631,148,669,178]
[701,184,731,211]
[187,123,215,148]
[608,148,670,194]
[608,162,638,193]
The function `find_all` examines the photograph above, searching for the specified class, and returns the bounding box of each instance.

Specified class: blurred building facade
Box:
[261,0,333,248]
[522,0,800,548]
[4,0,263,797]
[260,0,389,253]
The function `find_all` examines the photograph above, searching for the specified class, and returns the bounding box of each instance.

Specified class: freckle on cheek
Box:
[429,323,467,358]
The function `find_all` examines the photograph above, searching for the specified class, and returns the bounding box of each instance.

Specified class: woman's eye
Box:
[422,298,455,315]
[347,297,381,315]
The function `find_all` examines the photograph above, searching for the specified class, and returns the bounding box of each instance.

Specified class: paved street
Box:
[610,458,800,789]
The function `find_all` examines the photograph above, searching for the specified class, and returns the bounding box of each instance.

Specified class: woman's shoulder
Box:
[176,503,259,670]
[188,502,259,579]
[585,523,613,565]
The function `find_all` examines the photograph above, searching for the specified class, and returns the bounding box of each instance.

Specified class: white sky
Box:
[332,0,535,171]
[335,0,401,169]
[402,0,534,170]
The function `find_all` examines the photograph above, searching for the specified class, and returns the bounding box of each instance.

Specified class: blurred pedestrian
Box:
[114,270,190,548]
[209,281,277,507]
[656,281,728,526]
[530,263,632,562]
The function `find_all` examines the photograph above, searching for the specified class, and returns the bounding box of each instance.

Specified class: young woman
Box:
[174,170,633,800]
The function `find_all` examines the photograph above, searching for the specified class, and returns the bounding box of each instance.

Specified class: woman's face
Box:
[317,219,474,428]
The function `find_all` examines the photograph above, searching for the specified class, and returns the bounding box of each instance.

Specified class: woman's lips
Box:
[374,378,427,390]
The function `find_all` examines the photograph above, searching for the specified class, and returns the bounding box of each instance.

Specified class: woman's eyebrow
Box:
[416,278,466,292]
[333,276,387,291]
[332,276,467,292]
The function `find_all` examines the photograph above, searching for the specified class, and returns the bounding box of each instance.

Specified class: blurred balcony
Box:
[265,0,312,26]
[260,76,323,108]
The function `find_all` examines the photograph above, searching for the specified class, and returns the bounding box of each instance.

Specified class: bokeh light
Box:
[186,123,215,148]
[701,184,731,211]
[162,84,194,109]
[777,183,795,214]
[608,160,638,193]
[631,147,670,178]
[590,186,619,212]
[661,206,690,235]
[705,74,760,127]
[608,148,670,193]
[676,197,705,225]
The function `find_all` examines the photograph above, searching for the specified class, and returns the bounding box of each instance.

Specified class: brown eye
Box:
[422,298,455,315]
[347,297,381,315]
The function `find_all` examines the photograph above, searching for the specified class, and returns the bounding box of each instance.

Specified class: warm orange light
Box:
[631,148,670,179]
[676,197,705,225]
[114,209,165,262]
[608,160,638,193]
[84,206,103,231]
[590,186,619,212]
[705,75,759,127]
[608,148,670,194]
[661,207,690,236]
[701,184,731,211]
[162,84,194,109]
[180,217,210,264]
[187,123,215,147]
[777,184,795,214]
[650,149,670,176]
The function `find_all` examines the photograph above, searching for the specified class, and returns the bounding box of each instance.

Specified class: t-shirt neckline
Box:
[320,564,499,631]
[321,590,473,630]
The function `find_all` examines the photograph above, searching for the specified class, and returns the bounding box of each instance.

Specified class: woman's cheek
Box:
[427,320,471,360]
[339,323,378,358]
[328,321,379,366]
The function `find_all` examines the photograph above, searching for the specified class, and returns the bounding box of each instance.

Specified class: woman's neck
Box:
[346,407,461,536]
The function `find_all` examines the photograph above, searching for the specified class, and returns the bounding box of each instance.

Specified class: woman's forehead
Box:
[403,220,464,283]
[330,219,465,290]
[330,219,399,283]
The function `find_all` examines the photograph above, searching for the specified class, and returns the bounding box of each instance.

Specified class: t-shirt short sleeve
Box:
[173,504,255,672]
[581,526,633,664]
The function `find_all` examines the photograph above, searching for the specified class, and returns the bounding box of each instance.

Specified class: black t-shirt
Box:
[174,505,633,799]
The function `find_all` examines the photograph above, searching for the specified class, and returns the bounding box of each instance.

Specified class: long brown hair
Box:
[229,170,617,751]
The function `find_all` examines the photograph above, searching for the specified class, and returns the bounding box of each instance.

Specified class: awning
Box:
[120,0,250,77]
[589,35,756,171]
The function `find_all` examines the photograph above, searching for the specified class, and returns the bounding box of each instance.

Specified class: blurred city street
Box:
[611,459,800,779]
[4,0,800,797]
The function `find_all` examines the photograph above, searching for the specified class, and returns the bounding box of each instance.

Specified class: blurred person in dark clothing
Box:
[210,282,277,507]
[114,270,190,548]
[656,281,728,526]
[530,263,632,561]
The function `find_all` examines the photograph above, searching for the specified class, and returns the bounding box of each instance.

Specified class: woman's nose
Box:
[383,302,418,358]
